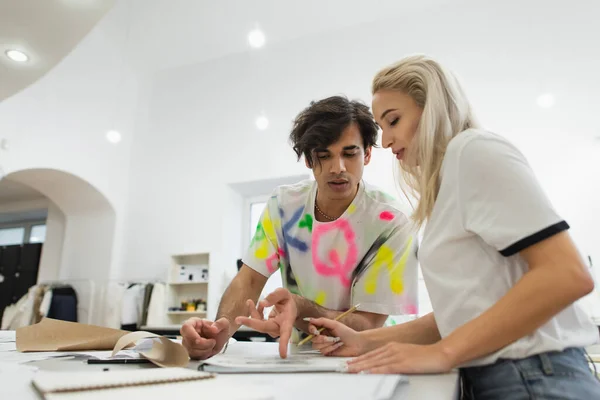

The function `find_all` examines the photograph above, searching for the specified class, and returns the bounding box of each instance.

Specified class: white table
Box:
[0,334,459,399]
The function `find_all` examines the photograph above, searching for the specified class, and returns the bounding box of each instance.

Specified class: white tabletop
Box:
[0,333,459,400]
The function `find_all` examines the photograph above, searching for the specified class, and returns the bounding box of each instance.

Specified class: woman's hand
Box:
[308,317,372,357]
[345,342,454,374]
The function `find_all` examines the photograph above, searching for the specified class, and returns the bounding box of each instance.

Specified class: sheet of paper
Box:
[111,331,189,368]
[74,350,142,360]
[201,350,350,373]
[219,374,405,400]
[17,318,128,352]
[15,319,189,368]
[0,361,39,400]
[0,330,16,342]
[0,342,17,352]
[0,351,75,364]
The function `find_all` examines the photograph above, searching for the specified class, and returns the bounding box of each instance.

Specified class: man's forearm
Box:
[292,294,385,333]
[216,272,264,337]
[364,312,441,349]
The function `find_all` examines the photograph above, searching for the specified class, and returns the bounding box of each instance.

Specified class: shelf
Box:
[140,324,182,331]
[167,311,207,315]
[168,281,208,285]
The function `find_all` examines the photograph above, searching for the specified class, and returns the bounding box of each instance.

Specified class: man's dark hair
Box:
[289,95,379,167]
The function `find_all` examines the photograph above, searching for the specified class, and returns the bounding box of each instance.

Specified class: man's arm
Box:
[217,264,267,337]
[292,294,388,333]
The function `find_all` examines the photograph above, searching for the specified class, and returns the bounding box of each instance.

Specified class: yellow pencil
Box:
[297,304,361,346]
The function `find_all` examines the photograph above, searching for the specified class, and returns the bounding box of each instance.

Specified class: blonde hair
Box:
[372,55,479,227]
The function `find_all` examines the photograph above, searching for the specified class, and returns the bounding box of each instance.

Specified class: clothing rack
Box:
[37,279,165,325]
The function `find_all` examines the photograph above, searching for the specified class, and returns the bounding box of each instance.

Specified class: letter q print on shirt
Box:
[311,218,358,287]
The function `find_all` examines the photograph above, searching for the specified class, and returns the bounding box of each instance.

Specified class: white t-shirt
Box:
[243,179,418,317]
[420,129,598,367]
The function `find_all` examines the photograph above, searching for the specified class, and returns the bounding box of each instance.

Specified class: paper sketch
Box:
[200,351,351,373]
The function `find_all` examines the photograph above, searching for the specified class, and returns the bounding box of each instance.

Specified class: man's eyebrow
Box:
[343,145,360,151]
[314,148,330,153]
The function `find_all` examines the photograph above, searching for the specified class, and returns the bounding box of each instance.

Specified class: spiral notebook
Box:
[32,368,273,400]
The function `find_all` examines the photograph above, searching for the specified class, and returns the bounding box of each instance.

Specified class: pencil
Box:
[297,303,361,346]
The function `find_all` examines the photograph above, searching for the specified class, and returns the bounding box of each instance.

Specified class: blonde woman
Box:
[308,55,600,399]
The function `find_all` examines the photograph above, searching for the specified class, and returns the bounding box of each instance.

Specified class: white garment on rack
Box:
[39,289,53,318]
[146,283,166,327]
[121,284,146,326]
[1,286,38,330]
[102,282,127,329]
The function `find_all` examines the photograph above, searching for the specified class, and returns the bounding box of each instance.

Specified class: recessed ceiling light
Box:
[5,49,29,63]
[106,130,122,144]
[536,93,555,108]
[248,29,266,48]
[256,115,269,130]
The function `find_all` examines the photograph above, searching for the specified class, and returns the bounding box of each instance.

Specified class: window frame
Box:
[0,220,47,245]
[241,194,270,251]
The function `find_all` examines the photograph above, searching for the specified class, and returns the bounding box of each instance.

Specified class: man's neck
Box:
[315,183,359,221]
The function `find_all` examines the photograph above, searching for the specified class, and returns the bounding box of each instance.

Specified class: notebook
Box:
[32,368,273,400]
[199,351,351,373]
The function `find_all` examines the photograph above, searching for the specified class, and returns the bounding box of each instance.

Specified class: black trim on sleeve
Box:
[499,221,570,257]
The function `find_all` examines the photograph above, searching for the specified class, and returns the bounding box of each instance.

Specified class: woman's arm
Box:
[439,231,593,366]
[364,312,441,349]
[346,231,594,374]
[309,311,441,357]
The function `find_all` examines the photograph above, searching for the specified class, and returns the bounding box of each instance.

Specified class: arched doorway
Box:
[0,168,116,325]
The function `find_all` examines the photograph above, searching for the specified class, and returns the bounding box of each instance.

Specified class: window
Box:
[0,222,46,246]
[0,227,25,246]
[30,225,47,243]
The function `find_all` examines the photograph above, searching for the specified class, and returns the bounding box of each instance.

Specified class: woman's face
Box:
[372,89,423,162]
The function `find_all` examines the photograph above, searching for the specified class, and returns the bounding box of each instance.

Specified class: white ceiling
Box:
[0,0,115,102]
[125,0,456,72]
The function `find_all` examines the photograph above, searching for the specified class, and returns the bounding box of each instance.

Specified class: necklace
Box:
[314,201,337,221]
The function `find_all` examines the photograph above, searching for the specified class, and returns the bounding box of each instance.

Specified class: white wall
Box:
[118,0,600,318]
[0,198,48,215]
[0,2,143,296]
[37,201,65,283]
[0,0,139,233]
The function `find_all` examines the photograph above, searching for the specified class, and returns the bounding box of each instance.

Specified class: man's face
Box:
[307,122,372,201]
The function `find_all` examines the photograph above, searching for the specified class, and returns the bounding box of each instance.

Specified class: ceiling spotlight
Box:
[248,29,266,48]
[5,49,29,63]
[536,93,555,108]
[256,115,269,130]
[106,130,122,144]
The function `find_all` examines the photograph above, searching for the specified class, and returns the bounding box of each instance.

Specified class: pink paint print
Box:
[312,218,357,287]
[379,211,395,221]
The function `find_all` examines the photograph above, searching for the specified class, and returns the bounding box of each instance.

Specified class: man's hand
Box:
[235,288,297,358]
[180,317,230,360]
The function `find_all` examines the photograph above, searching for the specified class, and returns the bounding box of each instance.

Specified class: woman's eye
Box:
[389,117,399,127]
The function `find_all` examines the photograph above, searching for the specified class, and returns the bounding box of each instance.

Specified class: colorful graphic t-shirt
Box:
[243,179,418,317]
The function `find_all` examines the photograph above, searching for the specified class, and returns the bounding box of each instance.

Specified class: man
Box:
[181,95,418,359]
